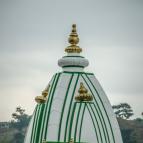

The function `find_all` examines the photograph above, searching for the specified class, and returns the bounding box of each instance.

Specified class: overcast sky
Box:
[0,0,143,121]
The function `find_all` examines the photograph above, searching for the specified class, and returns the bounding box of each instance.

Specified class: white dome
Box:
[24,24,123,143]
[25,72,123,143]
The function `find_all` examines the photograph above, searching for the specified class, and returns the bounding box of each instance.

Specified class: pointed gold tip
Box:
[72,24,76,28]
[75,82,93,102]
[72,24,76,32]
[69,138,74,143]
[68,24,79,45]
[65,24,82,53]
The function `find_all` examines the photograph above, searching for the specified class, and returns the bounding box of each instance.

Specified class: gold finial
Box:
[65,24,82,53]
[75,82,93,101]
[68,24,79,45]
[69,138,74,143]
[35,85,50,104]
[42,139,47,143]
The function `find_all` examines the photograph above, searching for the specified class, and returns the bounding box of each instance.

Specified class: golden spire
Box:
[75,82,93,101]
[35,85,50,104]
[42,139,46,143]
[69,138,74,143]
[65,24,82,53]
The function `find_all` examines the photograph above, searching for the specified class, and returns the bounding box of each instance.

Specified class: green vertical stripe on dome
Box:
[31,105,41,143]
[86,103,99,143]
[87,103,103,143]
[64,74,80,142]
[42,73,58,140]
[78,103,86,143]
[30,105,38,143]
[68,102,77,141]
[32,105,41,143]
[84,75,110,143]
[35,104,45,143]
[92,103,110,143]
[87,103,104,143]
[38,75,56,142]
[44,73,61,139]
[74,102,82,142]
[81,74,114,143]
[84,74,115,143]
[58,73,74,141]
[77,102,108,143]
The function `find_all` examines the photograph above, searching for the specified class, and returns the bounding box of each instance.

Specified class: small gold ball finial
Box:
[75,82,93,102]
[69,138,74,143]
[72,24,76,32]
[65,24,82,53]
[42,139,46,143]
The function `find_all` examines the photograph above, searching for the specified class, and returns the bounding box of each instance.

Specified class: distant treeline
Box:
[0,104,143,143]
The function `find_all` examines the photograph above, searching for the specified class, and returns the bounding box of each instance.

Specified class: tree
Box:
[11,106,30,131]
[112,103,134,119]
[11,106,31,143]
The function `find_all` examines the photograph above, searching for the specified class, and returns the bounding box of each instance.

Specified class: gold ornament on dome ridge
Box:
[65,24,82,53]
[35,85,50,104]
[75,82,93,101]
[69,138,74,143]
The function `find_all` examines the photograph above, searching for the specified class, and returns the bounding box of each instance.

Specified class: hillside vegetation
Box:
[118,118,143,143]
[0,118,143,143]
[0,105,142,143]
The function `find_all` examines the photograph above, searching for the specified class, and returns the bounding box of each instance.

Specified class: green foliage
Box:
[0,105,142,143]
[112,103,134,119]
[10,106,31,143]
[11,132,25,143]
[134,118,143,123]
[11,106,30,131]
[120,128,138,143]
[121,128,133,143]
[118,117,143,143]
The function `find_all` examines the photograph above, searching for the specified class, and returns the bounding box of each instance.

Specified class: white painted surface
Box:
[25,55,123,143]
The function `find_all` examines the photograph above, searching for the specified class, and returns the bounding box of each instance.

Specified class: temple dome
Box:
[24,24,123,143]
